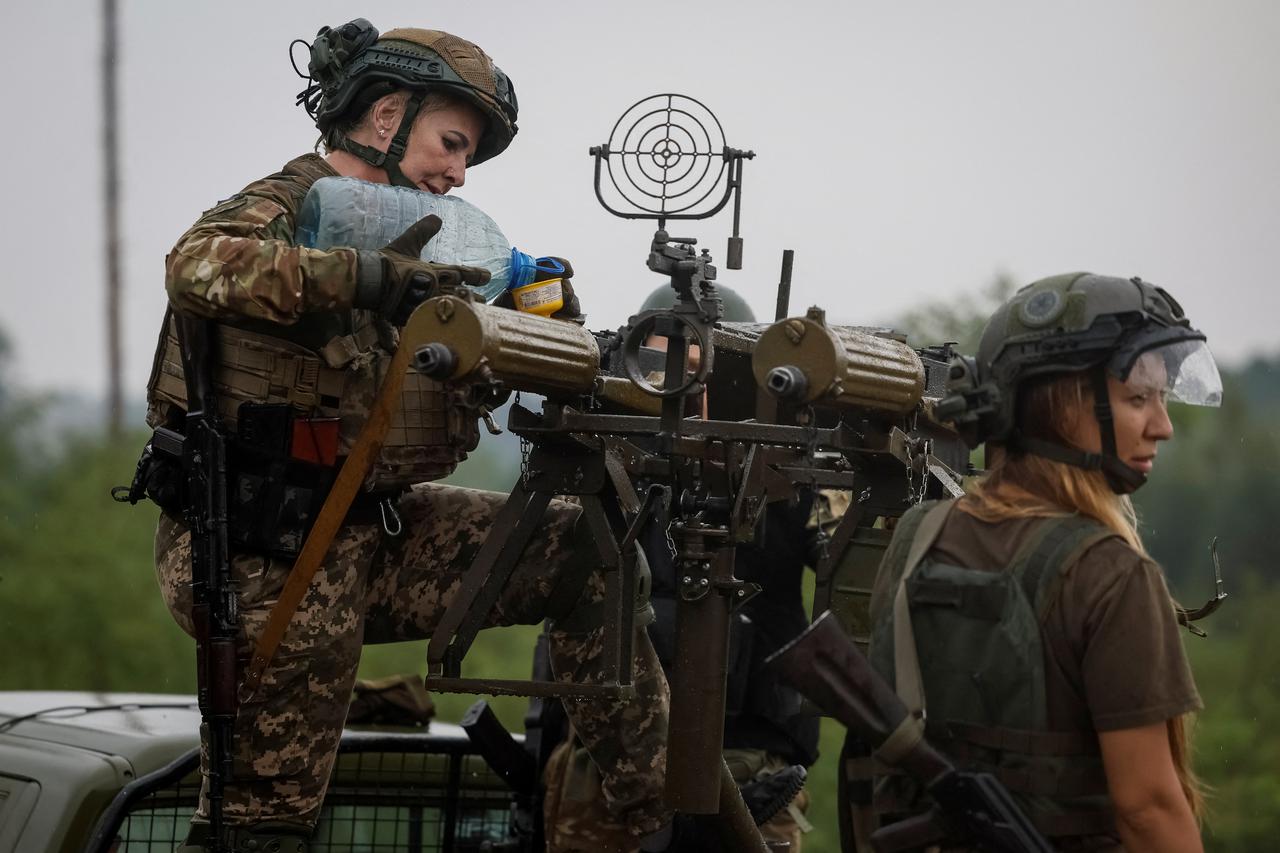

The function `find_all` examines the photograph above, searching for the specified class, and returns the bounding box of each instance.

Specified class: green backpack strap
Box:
[892,500,957,720]
[1012,514,1119,620]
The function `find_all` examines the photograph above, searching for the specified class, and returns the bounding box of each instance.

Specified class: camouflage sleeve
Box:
[165,192,361,324]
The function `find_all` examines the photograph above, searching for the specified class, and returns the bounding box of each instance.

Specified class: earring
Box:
[378,129,387,138]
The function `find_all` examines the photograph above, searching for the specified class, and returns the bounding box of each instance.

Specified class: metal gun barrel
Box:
[752,308,925,414]
[411,296,601,396]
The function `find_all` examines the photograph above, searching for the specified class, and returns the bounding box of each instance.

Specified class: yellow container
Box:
[509,278,564,316]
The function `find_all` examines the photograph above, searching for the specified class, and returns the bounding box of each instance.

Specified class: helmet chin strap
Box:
[1015,367,1148,495]
[334,91,426,189]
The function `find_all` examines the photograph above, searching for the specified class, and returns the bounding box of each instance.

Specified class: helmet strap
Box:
[1089,365,1147,495]
[1013,367,1147,494]
[334,91,427,190]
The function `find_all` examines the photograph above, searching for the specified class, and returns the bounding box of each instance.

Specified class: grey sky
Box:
[3,0,1277,396]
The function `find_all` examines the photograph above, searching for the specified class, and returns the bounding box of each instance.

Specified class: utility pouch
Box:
[227,403,338,560]
[112,426,187,513]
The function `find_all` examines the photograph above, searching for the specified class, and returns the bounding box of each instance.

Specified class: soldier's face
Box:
[399,101,485,194]
[1065,352,1174,475]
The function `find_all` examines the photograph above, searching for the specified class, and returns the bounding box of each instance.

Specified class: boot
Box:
[740,765,807,827]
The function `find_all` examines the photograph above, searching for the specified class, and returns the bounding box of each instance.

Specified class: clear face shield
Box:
[1109,335,1223,409]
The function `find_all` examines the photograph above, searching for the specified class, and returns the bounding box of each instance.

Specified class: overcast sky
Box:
[2,0,1277,397]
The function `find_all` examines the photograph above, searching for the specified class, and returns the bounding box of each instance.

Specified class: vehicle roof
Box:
[0,691,472,779]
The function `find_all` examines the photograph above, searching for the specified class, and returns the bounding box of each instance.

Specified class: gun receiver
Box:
[752,306,925,414]
[412,280,965,795]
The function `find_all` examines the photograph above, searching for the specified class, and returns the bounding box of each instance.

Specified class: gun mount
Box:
[412,93,969,848]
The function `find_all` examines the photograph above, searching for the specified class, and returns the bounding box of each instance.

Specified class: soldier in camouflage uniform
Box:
[146,20,670,852]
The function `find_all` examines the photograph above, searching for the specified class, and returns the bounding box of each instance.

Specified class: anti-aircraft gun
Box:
[403,94,972,850]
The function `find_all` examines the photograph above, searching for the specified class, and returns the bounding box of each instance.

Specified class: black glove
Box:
[493,255,582,323]
[545,257,583,322]
[354,214,491,326]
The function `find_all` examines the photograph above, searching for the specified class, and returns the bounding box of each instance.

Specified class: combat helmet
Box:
[295,19,518,186]
[937,273,1222,493]
[639,284,757,322]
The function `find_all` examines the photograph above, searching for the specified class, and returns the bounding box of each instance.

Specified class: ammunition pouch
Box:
[226,403,339,560]
[119,405,341,559]
[146,313,481,493]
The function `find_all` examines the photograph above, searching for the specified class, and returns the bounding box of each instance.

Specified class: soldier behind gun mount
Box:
[125,18,671,852]
[863,274,1223,851]
[539,286,817,853]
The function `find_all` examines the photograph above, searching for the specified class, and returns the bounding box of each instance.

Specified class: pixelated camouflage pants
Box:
[543,740,811,853]
[155,482,671,835]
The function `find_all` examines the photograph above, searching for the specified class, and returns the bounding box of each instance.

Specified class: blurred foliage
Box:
[893,274,1015,353]
[1,303,1277,850]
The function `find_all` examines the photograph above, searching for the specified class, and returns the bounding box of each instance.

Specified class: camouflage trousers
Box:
[543,739,811,852]
[155,482,671,835]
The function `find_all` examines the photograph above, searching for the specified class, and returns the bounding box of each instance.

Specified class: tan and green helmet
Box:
[297,19,518,183]
[938,272,1222,493]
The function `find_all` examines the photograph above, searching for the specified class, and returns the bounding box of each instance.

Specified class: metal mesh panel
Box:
[106,742,515,852]
[112,767,202,852]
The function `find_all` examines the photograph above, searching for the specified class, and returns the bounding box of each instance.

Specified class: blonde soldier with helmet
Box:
[141,19,670,852]
[865,273,1222,851]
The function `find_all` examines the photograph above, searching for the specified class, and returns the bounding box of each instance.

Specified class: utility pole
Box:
[103,0,123,434]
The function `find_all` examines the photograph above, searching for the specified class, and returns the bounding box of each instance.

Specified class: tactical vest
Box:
[145,154,480,493]
[865,500,1119,841]
[146,309,480,492]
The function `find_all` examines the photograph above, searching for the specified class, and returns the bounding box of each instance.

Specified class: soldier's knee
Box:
[548,537,654,634]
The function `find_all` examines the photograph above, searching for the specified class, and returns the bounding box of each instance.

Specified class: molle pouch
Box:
[228,403,337,561]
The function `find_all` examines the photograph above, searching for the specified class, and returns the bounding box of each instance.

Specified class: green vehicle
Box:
[0,691,524,853]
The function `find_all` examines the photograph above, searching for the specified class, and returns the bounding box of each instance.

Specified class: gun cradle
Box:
[414,296,601,396]
[753,307,926,414]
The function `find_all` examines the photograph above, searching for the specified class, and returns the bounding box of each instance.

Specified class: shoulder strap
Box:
[892,500,956,719]
[1012,515,1118,620]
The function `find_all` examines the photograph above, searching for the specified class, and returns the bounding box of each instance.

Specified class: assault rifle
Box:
[175,315,238,851]
[407,231,968,849]
[768,611,1053,852]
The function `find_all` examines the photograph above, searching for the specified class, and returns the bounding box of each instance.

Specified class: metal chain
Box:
[906,438,932,505]
[519,435,532,488]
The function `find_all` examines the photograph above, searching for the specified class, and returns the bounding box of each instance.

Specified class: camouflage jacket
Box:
[149,154,480,488]
[164,154,357,328]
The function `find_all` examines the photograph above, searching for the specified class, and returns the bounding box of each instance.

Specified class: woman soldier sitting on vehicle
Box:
[866,273,1221,851]
[143,19,670,852]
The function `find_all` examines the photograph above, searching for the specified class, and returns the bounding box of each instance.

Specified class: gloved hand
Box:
[545,257,583,322]
[354,214,491,326]
[493,255,583,323]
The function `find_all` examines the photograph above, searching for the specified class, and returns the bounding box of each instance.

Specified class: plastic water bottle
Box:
[296,176,522,302]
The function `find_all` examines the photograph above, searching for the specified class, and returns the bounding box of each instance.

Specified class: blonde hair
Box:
[959,371,1204,818]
